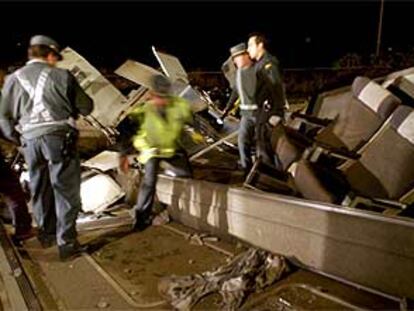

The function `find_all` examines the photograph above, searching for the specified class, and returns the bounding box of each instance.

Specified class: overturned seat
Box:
[311,84,352,122]
[344,105,414,201]
[272,77,401,171]
[314,76,401,152]
[293,105,414,210]
[243,115,318,193]
[246,77,402,194]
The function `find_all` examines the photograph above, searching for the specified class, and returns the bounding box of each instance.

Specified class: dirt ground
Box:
[91,222,238,309]
[5,216,402,310]
[91,223,399,310]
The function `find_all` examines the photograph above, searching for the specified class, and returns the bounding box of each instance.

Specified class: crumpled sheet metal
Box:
[158,248,289,311]
[58,47,128,128]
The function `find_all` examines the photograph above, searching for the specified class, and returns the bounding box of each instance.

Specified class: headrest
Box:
[390,106,414,145]
[352,76,401,119]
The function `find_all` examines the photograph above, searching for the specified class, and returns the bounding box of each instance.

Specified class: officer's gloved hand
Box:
[215,110,228,127]
[268,115,282,127]
[216,117,224,126]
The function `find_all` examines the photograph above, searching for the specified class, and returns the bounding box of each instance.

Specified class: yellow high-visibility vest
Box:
[129,96,192,164]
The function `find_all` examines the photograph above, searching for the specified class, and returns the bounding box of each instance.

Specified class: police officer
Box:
[247,33,287,169]
[118,74,194,231]
[222,43,257,177]
[0,35,93,260]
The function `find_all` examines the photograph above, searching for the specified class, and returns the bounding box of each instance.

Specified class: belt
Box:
[240,104,258,110]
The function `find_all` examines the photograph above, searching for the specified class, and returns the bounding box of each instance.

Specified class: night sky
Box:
[1,1,413,71]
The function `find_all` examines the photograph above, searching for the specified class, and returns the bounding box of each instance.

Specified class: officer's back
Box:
[0,35,93,143]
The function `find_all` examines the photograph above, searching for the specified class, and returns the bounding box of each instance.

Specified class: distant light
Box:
[388,47,392,52]
[16,42,21,47]
[305,37,311,43]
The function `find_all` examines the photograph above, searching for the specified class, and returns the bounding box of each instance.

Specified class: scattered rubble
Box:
[152,210,170,226]
[158,248,289,311]
[97,299,110,309]
[186,233,220,246]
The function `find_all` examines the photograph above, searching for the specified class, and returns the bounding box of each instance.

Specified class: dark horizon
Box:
[1,1,413,71]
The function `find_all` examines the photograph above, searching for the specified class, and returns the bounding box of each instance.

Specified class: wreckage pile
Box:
[4,45,413,219]
[1,45,413,304]
[49,46,413,219]
[46,46,243,217]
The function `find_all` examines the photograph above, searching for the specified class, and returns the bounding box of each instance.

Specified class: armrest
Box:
[290,112,333,127]
[314,141,360,160]
[342,195,407,213]
[303,140,360,163]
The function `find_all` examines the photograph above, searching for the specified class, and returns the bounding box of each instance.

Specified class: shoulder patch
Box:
[265,63,272,70]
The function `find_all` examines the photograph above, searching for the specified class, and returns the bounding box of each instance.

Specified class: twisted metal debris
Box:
[158,248,289,310]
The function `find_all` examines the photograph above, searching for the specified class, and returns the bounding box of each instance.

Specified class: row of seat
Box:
[247,67,414,214]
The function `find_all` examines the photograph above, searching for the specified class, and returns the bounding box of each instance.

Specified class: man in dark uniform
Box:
[247,33,287,170]
[221,43,258,177]
[0,35,93,260]
[0,68,33,243]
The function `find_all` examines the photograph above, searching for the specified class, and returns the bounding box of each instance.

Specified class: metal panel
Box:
[115,60,207,113]
[58,47,128,128]
[156,175,414,299]
[82,151,120,172]
[151,47,207,112]
[176,84,209,113]
[81,172,125,213]
[114,59,162,89]
[152,46,189,84]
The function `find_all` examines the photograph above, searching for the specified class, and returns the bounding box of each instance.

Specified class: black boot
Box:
[37,231,57,249]
[58,241,88,261]
[131,212,152,232]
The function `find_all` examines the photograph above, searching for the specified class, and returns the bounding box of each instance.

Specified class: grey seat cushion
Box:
[345,106,414,200]
[322,77,401,151]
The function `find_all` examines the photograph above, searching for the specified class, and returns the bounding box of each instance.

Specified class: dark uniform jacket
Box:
[254,51,286,122]
[223,88,238,116]
[223,66,257,118]
[0,59,93,144]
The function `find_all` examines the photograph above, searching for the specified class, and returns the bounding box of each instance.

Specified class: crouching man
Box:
[119,74,194,231]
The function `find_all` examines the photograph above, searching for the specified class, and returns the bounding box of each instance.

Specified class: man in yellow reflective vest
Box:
[119,74,195,231]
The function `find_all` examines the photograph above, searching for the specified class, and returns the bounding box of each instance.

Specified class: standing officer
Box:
[221,43,257,177]
[0,35,93,260]
[247,33,287,169]
[119,74,194,231]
